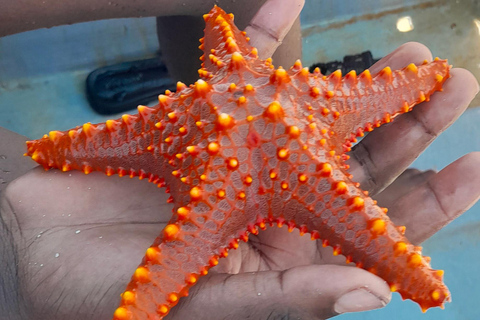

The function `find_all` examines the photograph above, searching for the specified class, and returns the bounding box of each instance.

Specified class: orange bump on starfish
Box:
[25,5,452,319]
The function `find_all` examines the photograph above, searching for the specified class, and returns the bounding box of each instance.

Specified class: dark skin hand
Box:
[1,0,480,319]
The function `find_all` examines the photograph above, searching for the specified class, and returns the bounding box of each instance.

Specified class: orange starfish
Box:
[26,5,451,319]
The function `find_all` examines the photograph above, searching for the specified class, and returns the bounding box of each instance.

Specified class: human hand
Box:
[2,0,480,319]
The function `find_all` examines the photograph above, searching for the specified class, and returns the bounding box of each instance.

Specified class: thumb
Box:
[165,265,391,320]
[245,0,305,59]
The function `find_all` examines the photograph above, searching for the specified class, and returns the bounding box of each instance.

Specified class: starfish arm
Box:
[201,6,257,74]
[114,160,257,320]
[271,158,450,311]
[232,111,451,310]
[25,79,224,185]
[313,59,450,153]
[26,109,170,180]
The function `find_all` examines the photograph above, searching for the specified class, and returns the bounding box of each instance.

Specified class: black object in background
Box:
[309,51,380,75]
[86,58,176,115]
[86,51,380,115]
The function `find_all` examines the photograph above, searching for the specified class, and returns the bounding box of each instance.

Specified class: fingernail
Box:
[334,288,387,314]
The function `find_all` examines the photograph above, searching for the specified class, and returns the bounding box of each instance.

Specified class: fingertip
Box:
[282,265,391,317]
[449,68,480,99]
[329,267,391,315]
[437,152,480,194]
[245,0,305,58]
[396,41,434,63]
[408,68,477,137]
[334,287,389,314]
[466,150,480,162]
[415,68,478,128]
[370,42,433,74]
[425,151,480,238]
[390,152,480,244]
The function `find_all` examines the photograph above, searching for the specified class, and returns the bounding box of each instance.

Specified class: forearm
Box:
[0,0,266,37]
[1,0,167,37]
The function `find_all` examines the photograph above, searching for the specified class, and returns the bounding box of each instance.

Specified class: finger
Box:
[374,168,436,208]
[369,42,433,73]
[387,152,480,244]
[348,66,479,195]
[347,42,433,194]
[270,16,302,68]
[245,0,305,59]
[166,264,389,320]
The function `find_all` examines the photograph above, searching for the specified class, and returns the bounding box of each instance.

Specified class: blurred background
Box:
[0,0,479,319]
